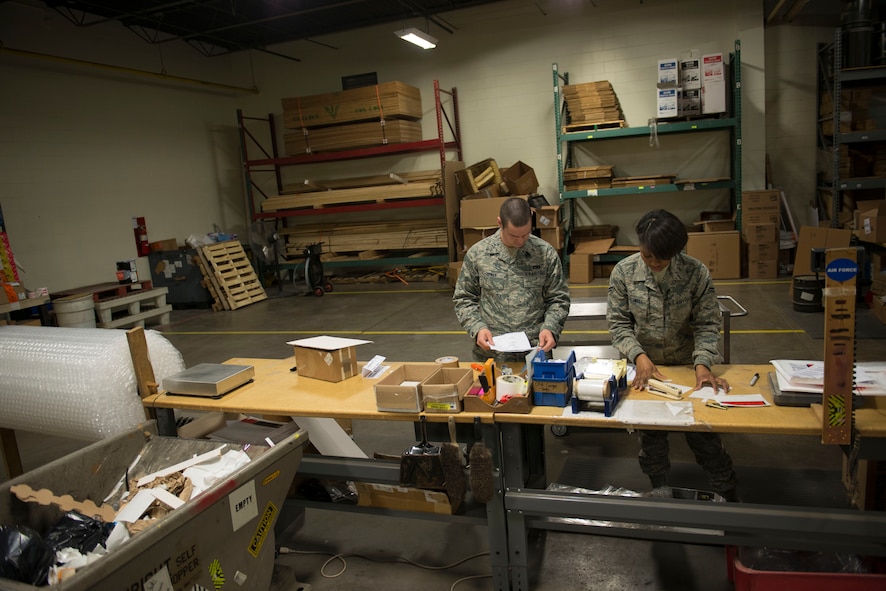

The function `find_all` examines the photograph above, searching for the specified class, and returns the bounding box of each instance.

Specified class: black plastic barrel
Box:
[843,0,873,68]
[792,275,824,312]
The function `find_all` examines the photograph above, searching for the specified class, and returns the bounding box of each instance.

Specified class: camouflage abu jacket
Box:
[607,252,721,368]
[453,230,570,346]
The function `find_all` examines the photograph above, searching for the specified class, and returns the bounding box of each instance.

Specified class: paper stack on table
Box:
[770,359,886,396]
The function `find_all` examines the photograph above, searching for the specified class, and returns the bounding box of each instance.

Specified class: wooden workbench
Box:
[142,358,886,437]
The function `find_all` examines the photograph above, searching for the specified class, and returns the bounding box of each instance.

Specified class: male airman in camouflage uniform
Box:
[453,198,570,363]
[608,209,739,501]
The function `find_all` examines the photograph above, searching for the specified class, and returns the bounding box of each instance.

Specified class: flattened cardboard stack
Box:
[564,165,614,191]
[562,81,625,131]
[281,81,422,154]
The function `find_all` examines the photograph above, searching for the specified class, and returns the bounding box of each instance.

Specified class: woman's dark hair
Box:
[499,197,532,228]
[635,209,688,260]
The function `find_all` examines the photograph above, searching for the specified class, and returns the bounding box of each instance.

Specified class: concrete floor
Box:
[4,275,886,590]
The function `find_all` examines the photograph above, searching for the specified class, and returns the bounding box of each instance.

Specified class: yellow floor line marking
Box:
[163,328,809,336]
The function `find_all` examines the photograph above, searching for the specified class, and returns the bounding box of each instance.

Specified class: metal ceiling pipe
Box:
[0,44,258,95]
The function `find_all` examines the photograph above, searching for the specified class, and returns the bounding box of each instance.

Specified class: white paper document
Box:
[490,331,532,352]
[770,359,886,396]
[286,335,373,350]
[562,399,695,426]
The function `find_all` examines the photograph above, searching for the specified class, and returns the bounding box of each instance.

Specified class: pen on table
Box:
[749,373,759,387]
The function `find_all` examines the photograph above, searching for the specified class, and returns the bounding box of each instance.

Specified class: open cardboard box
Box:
[462,351,536,414]
[422,367,473,413]
[374,363,439,412]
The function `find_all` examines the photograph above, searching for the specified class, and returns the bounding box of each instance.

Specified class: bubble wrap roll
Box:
[0,326,185,440]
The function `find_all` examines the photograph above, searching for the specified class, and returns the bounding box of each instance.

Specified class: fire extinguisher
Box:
[132,216,149,256]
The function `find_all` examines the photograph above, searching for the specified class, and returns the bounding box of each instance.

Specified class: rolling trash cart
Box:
[0,421,308,591]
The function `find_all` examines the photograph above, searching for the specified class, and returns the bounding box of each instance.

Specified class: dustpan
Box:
[400,416,446,490]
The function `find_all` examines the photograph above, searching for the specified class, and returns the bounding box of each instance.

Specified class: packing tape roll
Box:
[575,379,609,400]
[435,356,459,368]
[496,374,526,401]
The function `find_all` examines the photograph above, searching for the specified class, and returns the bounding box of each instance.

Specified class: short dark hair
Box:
[635,209,687,260]
[499,197,532,228]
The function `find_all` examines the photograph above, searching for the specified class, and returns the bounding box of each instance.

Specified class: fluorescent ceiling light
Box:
[395,27,437,50]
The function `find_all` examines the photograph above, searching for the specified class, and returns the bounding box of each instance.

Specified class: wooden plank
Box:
[822,247,858,445]
[126,327,159,421]
[562,120,627,133]
[261,181,438,212]
[281,170,441,194]
[99,304,172,329]
[281,81,422,129]
[283,119,422,155]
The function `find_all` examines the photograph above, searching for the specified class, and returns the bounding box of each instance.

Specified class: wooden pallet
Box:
[94,287,171,329]
[53,280,154,303]
[193,255,227,311]
[562,120,627,133]
[199,241,267,310]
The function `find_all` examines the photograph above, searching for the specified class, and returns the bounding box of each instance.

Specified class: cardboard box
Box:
[291,336,368,383]
[743,223,778,244]
[422,367,473,413]
[463,227,496,251]
[685,231,741,279]
[149,239,179,252]
[355,482,452,515]
[680,51,701,90]
[746,241,778,261]
[743,190,781,211]
[502,161,539,195]
[539,226,563,250]
[569,252,593,284]
[855,199,885,230]
[697,220,735,232]
[535,205,561,229]
[658,58,679,85]
[870,294,886,324]
[858,200,886,243]
[702,53,724,82]
[657,87,680,118]
[374,363,438,412]
[792,225,852,278]
[742,211,780,227]
[447,261,463,289]
[702,79,726,114]
[747,259,778,279]
[681,87,701,116]
[460,195,527,228]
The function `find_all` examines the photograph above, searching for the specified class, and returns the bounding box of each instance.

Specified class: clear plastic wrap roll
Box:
[0,326,185,440]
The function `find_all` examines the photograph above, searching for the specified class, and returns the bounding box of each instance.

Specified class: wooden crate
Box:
[281,81,422,129]
[454,158,503,197]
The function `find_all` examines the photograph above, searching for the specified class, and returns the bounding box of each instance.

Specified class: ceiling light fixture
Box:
[395,27,437,50]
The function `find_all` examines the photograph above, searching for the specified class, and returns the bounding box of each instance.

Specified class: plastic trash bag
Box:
[44,511,115,555]
[0,525,54,585]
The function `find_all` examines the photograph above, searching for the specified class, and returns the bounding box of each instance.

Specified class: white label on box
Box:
[229,480,258,532]
[865,219,872,234]
[539,215,552,227]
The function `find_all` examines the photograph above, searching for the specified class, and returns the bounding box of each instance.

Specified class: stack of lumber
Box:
[281,170,441,194]
[279,219,447,260]
[261,172,441,212]
[281,81,423,154]
[611,174,676,188]
[283,119,422,155]
[562,80,626,131]
[563,165,614,191]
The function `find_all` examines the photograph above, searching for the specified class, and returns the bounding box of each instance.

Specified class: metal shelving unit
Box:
[237,80,462,270]
[553,40,743,261]
[818,29,886,227]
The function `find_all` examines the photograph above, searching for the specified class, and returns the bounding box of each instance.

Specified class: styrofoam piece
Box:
[0,326,185,440]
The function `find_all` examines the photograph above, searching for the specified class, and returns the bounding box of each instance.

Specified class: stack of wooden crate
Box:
[281,81,423,154]
[562,81,625,130]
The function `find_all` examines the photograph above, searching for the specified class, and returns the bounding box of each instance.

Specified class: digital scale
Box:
[161,363,255,398]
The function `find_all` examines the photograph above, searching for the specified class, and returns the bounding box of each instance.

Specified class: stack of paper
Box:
[770,360,886,396]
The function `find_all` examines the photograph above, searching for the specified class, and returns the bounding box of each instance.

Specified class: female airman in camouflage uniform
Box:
[607,209,739,501]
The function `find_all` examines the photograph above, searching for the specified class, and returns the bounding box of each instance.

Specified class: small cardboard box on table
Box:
[288,335,372,383]
[374,363,439,412]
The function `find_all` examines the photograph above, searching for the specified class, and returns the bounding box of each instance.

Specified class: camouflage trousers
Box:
[637,429,737,494]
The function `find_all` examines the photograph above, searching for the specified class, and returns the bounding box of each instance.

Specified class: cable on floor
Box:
[277,546,491,590]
